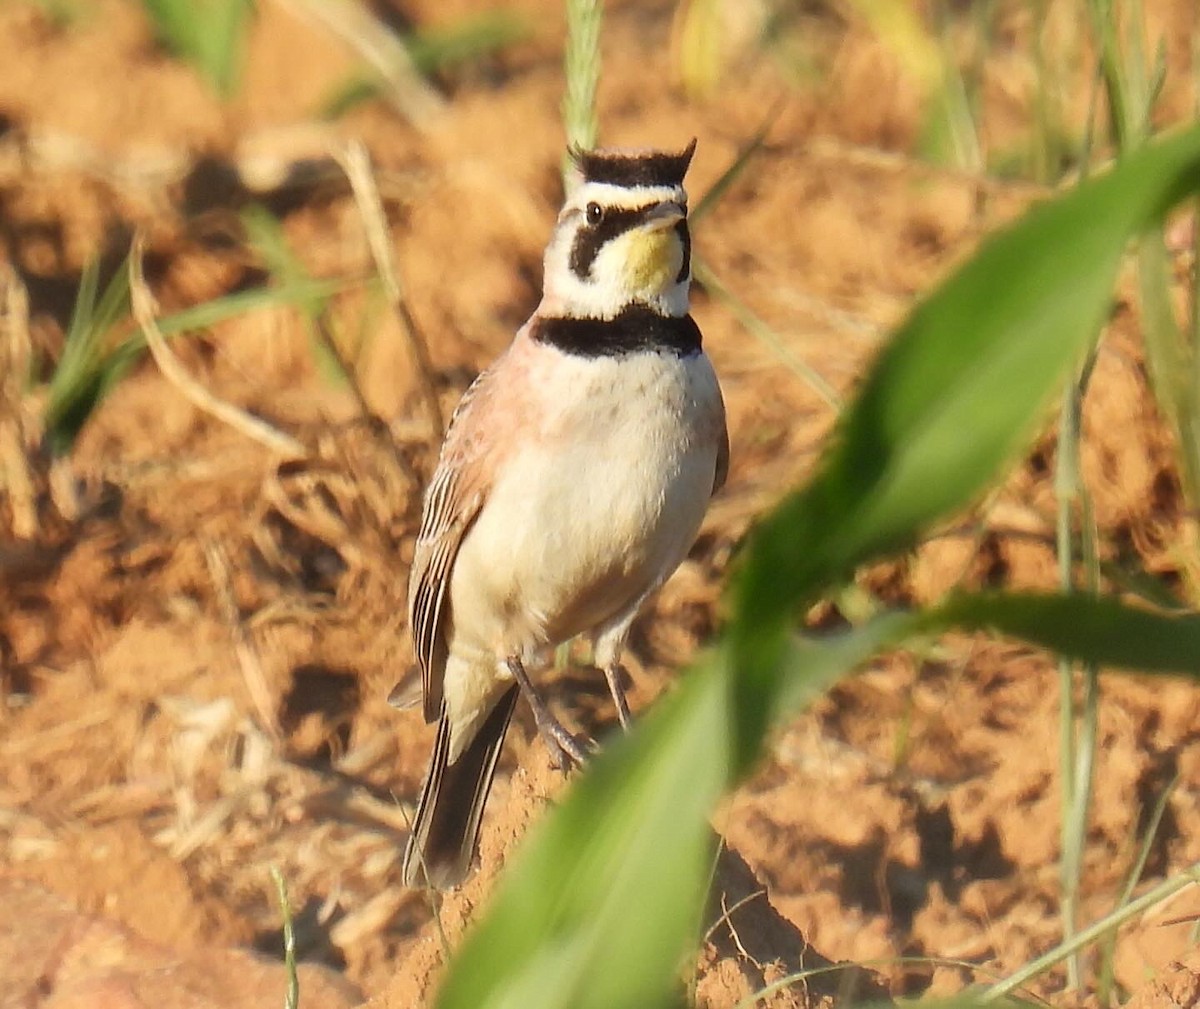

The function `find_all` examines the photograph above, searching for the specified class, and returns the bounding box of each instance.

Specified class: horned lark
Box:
[399,140,728,889]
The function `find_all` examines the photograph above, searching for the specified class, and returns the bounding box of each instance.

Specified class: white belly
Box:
[447,348,721,663]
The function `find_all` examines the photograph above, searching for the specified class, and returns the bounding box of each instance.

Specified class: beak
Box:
[642,200,686,230]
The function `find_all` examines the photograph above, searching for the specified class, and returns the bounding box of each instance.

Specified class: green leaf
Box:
[241,205,349,383]
[406,12,529,78]
[434,126,1200,1009]
[437,614,919,1009]
[436,653,731,1009]
[437,593,1200,1009]
[731,125,1200,758]
[140,0,254,99]
[44,256,132,454]
[936,592,1200,675]
[42,275,352,452]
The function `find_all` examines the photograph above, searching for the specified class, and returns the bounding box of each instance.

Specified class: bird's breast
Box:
[448,347,722,656]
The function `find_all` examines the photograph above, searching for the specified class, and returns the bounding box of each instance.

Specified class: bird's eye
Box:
[585,202,604,225]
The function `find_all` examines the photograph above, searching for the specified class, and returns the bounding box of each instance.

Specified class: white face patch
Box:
[594,227,684,304]
[541,180,692,319]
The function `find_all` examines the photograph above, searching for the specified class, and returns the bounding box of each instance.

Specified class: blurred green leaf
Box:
[42,274,351,452]
[436,612,916,1009]
[44,256,132,454]
[28,0,86,28]
[140,0,254,99]
[732,125,1200,731]
[437,654,731,1009]
[241,205,349,383]
[434,126,1200,1009]
[319,11,528,119]
[319,74,381,120]
[406,11,528,78]
[937,592,1200,675]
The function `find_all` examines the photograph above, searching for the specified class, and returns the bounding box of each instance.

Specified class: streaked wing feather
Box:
[712,396,730,495]
[407,371,494,723]
[409,472,486,722]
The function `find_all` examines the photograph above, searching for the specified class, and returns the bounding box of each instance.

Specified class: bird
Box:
[398,139,729,889]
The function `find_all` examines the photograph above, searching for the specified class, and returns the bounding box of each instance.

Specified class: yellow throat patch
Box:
[620,227,682,298]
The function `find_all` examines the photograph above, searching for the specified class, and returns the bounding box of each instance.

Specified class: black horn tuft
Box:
[572,139,697,188]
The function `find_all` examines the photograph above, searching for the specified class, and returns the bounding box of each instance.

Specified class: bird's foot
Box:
[603,661,633,731]
[534,713,592,771]
[507,654,592,771]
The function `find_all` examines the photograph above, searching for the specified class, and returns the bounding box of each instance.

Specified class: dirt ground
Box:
[2,1,1200,1006]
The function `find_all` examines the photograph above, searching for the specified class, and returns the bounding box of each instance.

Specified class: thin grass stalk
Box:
[1065,662,1100,986]
[1096,772,1180,1005]
[931,0,982,172]
[392,798,453,961]
[337,141,443,439]
[686,841,733,1006]
[1054,365,1083,988]
[1130,116,1200,500]
[1100,0,1191,468]
[562,0,601,176]
[967,0,996,144]
[1192,32,1200,515]
[1053,8,1134,985]
[130,236,305,457]
[1053,62,1103,979]
[981,864,1200,1002]
[1030,0,1056,183]
[739,954,1022,1009]
[1091,1,1200,506]
[1064,387,1103,988]
[1087,0,1132,148]
[690,102,781,225]
[692,258,841,411]
[269,866,300,1009]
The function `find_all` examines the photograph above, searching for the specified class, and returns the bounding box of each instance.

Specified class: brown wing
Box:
[712,390,730,495]
[406,375,493,723]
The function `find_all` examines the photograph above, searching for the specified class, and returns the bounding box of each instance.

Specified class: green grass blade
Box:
[1097,770,1179,1003]
[156,277,351,339]
[319,14,528,119]
[241,205,350,383]
[45,276,352,450]
[690,105,779,225]
[44,256,132,453]
[693,258,842,412]
[406,12,529,78]
[433,127,1200,1009]
[435,610,922,1009]
[981,864,1200,1002]
[732,125,1200,699]
[935,592,1200,675]
[562,0,601,177]
[269,866,299,1009]
[141,0,254,99]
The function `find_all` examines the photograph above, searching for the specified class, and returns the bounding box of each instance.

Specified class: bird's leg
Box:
[603,661,632,731]
[506,656,589,769]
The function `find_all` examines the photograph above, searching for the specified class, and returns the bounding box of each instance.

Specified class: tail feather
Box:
[402,685,519,889]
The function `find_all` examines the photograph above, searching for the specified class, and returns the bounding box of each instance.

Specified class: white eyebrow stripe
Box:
[568,182,686,210]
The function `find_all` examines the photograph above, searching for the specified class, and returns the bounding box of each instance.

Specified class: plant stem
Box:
[1097,772,1180,1005]
[981,864,1200,1002]
[270,866,300,1009]
[562,0,602,181]
[1055,374,1080,987]
[1054,342,1102,991]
